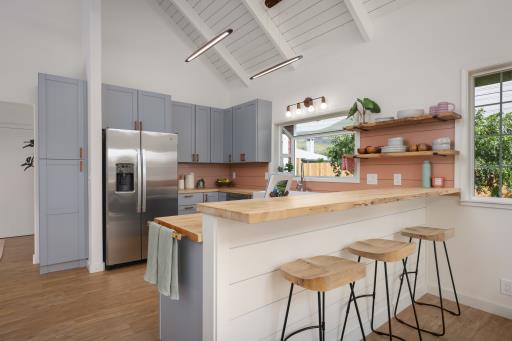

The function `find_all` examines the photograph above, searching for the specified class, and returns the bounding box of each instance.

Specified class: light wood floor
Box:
[1,236,511,340]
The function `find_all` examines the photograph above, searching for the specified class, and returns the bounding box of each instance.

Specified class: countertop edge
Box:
[196,188,461,224]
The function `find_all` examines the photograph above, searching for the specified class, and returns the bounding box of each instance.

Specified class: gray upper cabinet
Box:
[102,84,138,130]
[38,74,86,160]
[210,108,225,163]
[194,105,211,163]
[171,101,195,162]
[223,108,233,163]
[232,99,272,162]
[138,91,172,133]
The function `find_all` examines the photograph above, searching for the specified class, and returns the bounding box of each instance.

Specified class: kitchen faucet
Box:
[296,159,315,192]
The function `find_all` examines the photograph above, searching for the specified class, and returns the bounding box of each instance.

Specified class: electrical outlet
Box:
[232,171,236,179]
[501,279,512,296]
[367,173,378,185]
[394,174,402,186]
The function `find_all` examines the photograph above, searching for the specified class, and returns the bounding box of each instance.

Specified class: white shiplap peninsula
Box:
[196,188,459,341]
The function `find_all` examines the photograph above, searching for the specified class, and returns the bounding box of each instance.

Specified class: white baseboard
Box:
[427,285,512,320]
[87,260,105,273]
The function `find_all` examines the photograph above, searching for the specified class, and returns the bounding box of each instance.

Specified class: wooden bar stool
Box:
[342,239,423,341]
[279,256,367,341]
[393,226,461,337]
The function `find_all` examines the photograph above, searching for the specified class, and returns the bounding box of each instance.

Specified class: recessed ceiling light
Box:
[249,55,303,80]
[185,29,233,62]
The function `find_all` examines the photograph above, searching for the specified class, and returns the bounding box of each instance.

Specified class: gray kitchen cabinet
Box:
[204,192,219,203]
[194,105,211,163]
[138,90,172,133]
[38,74,86,160]
[39,159,87,273]
[223,108,233,163]
[171,101,195,162]
[102,84,138,130]
[233,99,272,162]
[210,108,226,163]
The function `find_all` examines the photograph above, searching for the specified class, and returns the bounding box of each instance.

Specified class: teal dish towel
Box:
[157,227,180,300]
[144,222,160,285]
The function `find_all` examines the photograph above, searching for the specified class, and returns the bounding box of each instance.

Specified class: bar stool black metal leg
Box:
[402,258,423,341]
[322,292,326,340]
[317,292,323,341]
[370,261,378,333]
[433,241,446,336]
[444,241,461,315]
[340,286,353,340]
[384,262,393,341]
[350,283,367,341]
[281,283,294,341]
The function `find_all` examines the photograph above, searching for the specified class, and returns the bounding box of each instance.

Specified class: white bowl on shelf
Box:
[388,137,405,146]
[432,144,451,151]
[433,137,451,145]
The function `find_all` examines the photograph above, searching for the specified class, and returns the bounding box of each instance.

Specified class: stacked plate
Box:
[432,137,451,151]
[381,137,407,153]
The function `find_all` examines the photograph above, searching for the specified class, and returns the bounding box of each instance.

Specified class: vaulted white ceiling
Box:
[156,0,402,86]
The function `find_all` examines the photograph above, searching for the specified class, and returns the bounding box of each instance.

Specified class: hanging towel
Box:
[144,222,160,285]
[157,227,180,300]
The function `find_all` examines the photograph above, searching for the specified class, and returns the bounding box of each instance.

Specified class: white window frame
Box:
[276,113,360,184]
[460,62,512,208]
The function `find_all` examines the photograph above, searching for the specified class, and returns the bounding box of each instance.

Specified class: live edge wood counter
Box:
[155,213,203,242]
[196,187,460,224]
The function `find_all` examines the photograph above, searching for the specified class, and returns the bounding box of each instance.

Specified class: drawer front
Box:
[218,192,228,201]
[178,204,197,215]
[178,193,204,206]
[204,192,219,202]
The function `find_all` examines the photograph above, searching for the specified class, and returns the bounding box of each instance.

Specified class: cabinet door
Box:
[39,159,87,268]
[233,102,257,162]
[210,108,224,163]
[38,74,85,159]
[194,105,211,163]
[138,91,172,133]
[171,102,195,162]
[223,108,233,163]
[102,84,138,130]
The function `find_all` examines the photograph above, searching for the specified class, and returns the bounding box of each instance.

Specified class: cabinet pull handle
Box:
[134,121,138,130]
[184,195,193,198]
[229,154,232,162]
[192,153,195,162]
[196,153,199,162]
[139,121,143,131]
[184,206,194,210]
[80,160,83,172]
[79,147,83,160]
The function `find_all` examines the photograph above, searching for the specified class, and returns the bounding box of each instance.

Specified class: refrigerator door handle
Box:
[142,148,147,213]
[137,149,142,213]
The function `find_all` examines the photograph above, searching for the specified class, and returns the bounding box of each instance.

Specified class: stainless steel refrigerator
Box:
[103,128,178,267]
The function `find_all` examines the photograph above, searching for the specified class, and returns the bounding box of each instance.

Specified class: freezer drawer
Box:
[178,193,204,206]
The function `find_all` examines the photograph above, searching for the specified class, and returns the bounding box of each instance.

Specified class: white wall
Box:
[0,101,34,238]
[227,0,512,319]
[0,0,85,106]
[102,0,232,108]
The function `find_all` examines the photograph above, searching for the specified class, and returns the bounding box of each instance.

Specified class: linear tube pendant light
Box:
[185,29,233,62]
[249,55,303,80]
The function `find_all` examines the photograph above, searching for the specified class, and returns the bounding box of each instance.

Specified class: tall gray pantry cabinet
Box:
[38,74,88,274]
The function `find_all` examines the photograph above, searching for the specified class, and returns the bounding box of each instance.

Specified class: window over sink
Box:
[278,115,359,182]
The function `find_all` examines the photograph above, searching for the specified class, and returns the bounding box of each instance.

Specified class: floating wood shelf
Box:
[345,150,459,159]
[343,112,461,132]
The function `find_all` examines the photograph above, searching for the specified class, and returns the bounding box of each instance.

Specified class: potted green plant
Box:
[347,98,381,124]
[278,161,294,173]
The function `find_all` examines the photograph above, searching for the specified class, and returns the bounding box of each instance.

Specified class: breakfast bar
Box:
[155,187,458,341]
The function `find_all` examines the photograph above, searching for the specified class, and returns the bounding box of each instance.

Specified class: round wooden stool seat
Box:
[346,239,416,262]
[280,256,366,292]
[401,226,455,241]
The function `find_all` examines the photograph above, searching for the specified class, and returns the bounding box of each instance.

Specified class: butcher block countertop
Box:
[155,213,203,243]
[196,187,460,224]
[178,187,264,195]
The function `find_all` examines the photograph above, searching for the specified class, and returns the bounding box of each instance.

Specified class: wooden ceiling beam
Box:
[170,0,250,87]
[242,0,297,70]
[345,0,374,42]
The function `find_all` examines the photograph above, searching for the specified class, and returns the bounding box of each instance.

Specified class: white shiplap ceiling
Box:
[156,0,402,85]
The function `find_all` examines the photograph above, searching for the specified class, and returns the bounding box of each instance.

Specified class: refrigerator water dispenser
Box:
[116,163,134,192]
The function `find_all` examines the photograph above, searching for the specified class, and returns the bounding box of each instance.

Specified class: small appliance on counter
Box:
[196,178,205,189]
[185,173,195,189]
